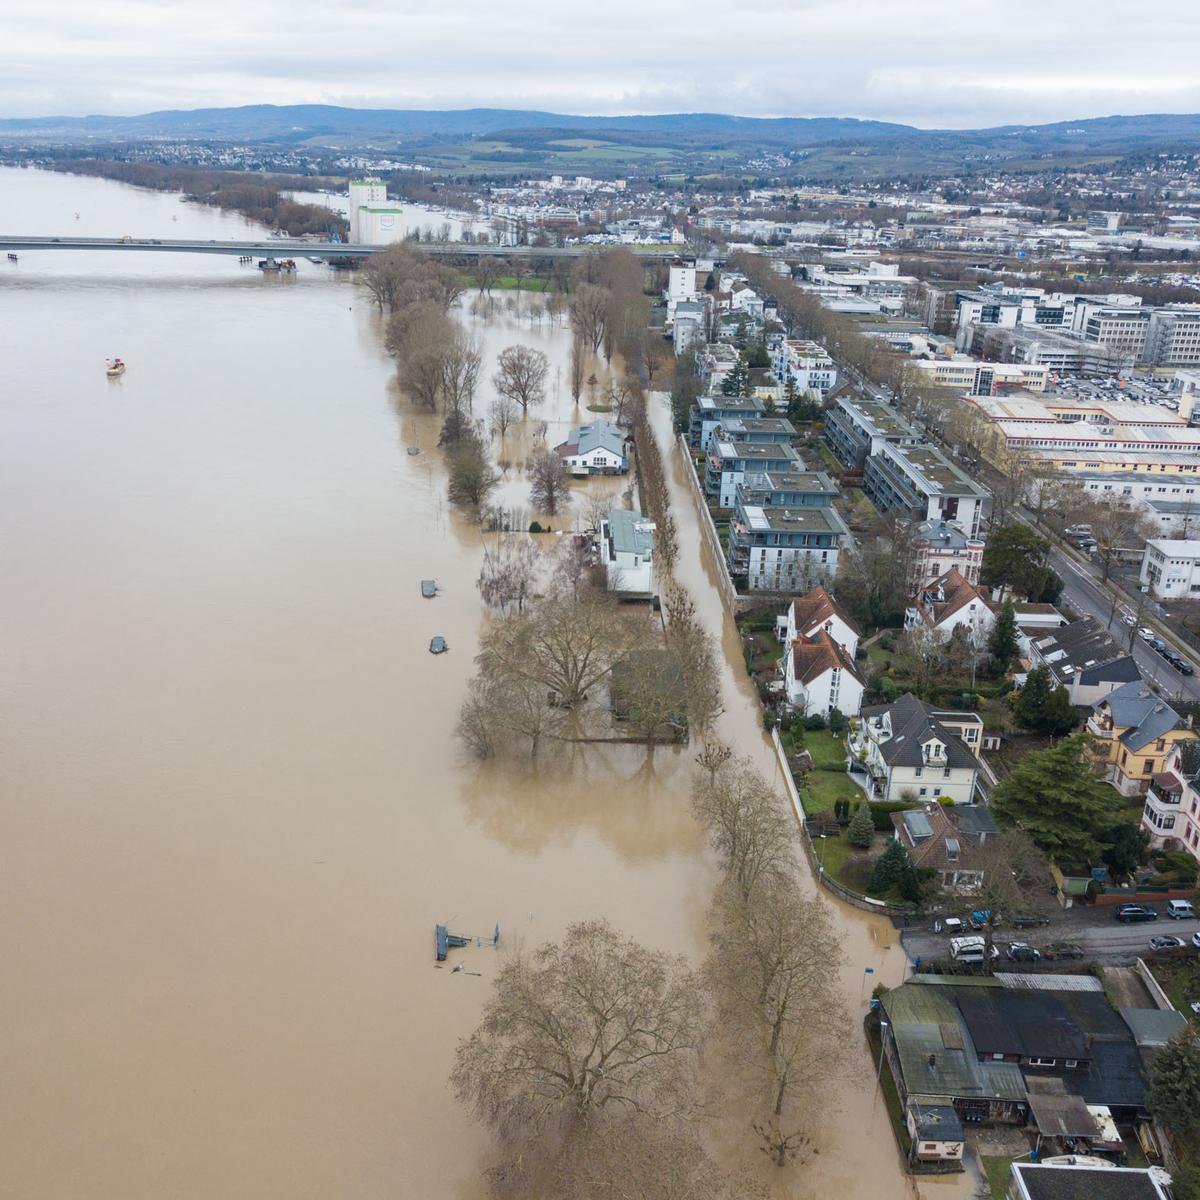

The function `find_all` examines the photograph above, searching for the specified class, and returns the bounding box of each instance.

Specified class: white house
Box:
[1140,538,1200,599]
[770,338,839,395]
[555,420,628,475]
[780,585,860,656]
[599,509,656,597]
[850,694,984,804]
[782,631,865,718]
[905,567,996,646]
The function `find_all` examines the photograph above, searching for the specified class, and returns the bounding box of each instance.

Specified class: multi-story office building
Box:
[1145,308,1200,367]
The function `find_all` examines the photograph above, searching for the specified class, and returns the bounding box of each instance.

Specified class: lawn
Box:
[982,1156,1020,1200]
[1148,957,1200,1025]
[865,642,894,672]
[804,729,848,770]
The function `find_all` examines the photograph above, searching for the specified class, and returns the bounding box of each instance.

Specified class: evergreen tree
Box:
[1146,1026,1200,1143]
[991,732,1122,864]
[847,802,875,849]
[722,361,750,397]
[1013,664,1078,735]
[988,600,1018,676]
[869,839,913,893]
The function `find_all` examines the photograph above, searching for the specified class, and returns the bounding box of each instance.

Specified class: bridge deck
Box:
[0,235,682,260]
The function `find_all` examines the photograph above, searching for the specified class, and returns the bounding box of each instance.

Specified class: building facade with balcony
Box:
[851,694,984,804]
[705,440,804,508]
[689,394,766,450]
[727,503,848,592]
[1087,680,1198,796]
[910,519,986,588]
[1141,741,1200,864]
[823,395,921,470]
[863,442,990,538]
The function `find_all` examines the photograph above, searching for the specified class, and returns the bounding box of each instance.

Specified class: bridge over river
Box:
[0,234,684,262]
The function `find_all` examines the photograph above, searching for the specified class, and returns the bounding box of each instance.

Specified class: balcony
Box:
[1146,773,1183,810]
[1086,714,1115,740]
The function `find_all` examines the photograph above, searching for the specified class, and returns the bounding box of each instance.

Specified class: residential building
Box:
[1009,1162,1172,1200]
[705,440,804,508]
[599,509,656,597]
[890,802,998,892]
[1140,538,1200,599]
[781,630,865,718]
[864,442,990,538]
[910,519,987,587]
[771,338,839,395]
[1025,618,1141,707]
[737,469,840,511]
[711,416,796,446]
[905,567,996,645]
[689,394,766,450]
[672,300,708,354]
[823,395,921,470]
[780,584,860,656]
[554,419,628,475]
[907,1104,965,1166]
[851,693,984,804]
[727,503,849,591]
[1141,739,1200,864]
[1087,680,1197,796]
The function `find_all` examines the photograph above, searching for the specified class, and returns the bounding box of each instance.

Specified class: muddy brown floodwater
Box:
[0,166,975,1199]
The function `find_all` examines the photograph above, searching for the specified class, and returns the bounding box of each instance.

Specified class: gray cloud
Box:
[2,0,1198,126]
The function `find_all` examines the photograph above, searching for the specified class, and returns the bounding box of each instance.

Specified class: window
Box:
[1065,1059,1078,1069]
[1027,1057,1056,1068]
[915,766,923,778]
[944,767,952,778]
[919,787,928,797]
[1144,760,1155,775]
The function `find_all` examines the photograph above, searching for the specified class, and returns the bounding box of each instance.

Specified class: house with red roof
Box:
[782,629,866,719]
[779,584,860,657]
[904,567,996,646]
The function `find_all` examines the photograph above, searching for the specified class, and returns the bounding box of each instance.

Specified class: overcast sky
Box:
[4,0,1200,128]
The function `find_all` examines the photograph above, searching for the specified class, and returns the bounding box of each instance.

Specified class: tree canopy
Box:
[980,523,1055,599]
[1013,665,1078,736]
[991,732,1123,864]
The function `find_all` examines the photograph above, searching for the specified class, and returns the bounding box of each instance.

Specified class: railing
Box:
[1146,785,1181,808]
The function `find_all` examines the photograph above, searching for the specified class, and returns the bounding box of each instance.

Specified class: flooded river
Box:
[0,166,958,1199]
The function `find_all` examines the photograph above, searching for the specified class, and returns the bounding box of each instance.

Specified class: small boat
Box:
[105,358,126,378]
[429,636,448,655]
[421,580,438,599]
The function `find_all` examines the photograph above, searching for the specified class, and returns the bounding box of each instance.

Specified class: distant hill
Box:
[5,104,1200,179]
[0,103,917,143]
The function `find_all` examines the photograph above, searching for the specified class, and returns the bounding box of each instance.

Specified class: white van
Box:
[950,936,988,964]
[1166,900,1195,920]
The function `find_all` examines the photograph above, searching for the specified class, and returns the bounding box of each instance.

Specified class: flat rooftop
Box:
[737,504,848,535]
[883,443,990,497]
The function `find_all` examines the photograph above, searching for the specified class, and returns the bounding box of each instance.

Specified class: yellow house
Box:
[1086,680,1198,796]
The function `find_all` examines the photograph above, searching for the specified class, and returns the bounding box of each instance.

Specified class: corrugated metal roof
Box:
[994,973,1104,992]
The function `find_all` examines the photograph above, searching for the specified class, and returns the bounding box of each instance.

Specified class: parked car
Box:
[1173,657,1195,676]
[940,917,965,934]
[1148,637,1168,653]
[1167,900,1195,920]
[1193,932,1200,949]
[1114,904,1159,922]
[1042,942,1085,960]
[1006,942,1042,962]
[1138,627,1156,642]
[1011,913,1051,929]
[1149,935,1186,951]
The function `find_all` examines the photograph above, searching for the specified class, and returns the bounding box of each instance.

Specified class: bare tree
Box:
[695,742,733,787]
[570,334,587,404]
[494,345,550,415]
[641,331,668,388]
[489,394,519,438]
[441,329,483,413]
[477,588,636,708]
[385,301,456,410]
[529,449,572,516]
[474,255,504,296]
[478,535,541,612]
[892,624,977,697]
[707,875,845,1168]
[691,758,794,901]
[457,671,560,759]
[1086,493,1153,584]
[662,583,723,737]
[570,283,611,353]
[447,436,500,512]
[451,920,703,1141]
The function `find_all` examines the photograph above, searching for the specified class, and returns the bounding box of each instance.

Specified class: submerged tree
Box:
[493,345,550,414]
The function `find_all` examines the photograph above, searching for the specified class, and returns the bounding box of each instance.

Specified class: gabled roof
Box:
[558,419,626,459]
[912,567,992,628]
[892,802,987,872]
[790,630,863,688]
[788,584,858,641]
[860,693,983,771]
[1032,618,1134,686]
[1093,679,1189,753]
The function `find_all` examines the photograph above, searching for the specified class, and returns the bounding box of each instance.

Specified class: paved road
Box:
[903,916,1200,966]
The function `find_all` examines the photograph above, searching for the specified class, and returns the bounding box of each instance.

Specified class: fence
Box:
[673,434,746,615]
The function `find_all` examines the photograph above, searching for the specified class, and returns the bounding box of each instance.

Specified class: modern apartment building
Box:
[705,440,804,508]
[863,442,989,537]
[726,502,849,591]
[823,395,921,470]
